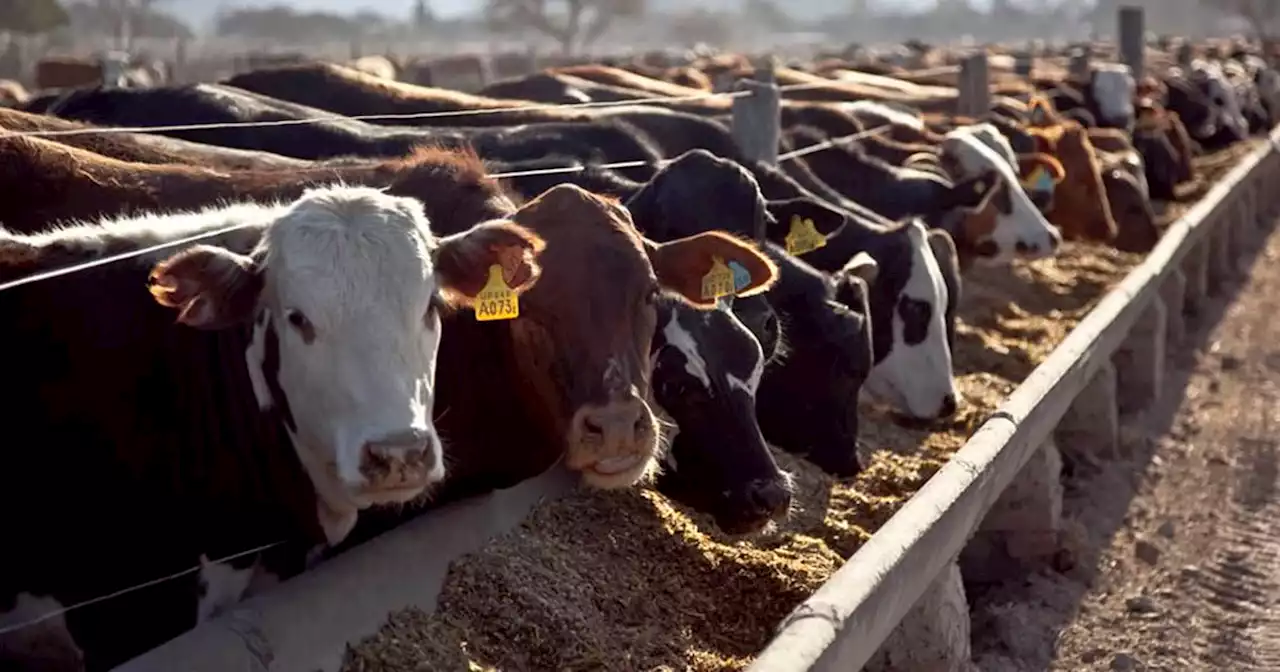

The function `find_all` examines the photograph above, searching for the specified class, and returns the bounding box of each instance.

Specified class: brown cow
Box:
[0,108,309,170]
[551,65,709,99]
[1025,121,1119,243]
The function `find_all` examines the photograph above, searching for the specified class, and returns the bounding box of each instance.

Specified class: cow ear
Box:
[1027,95,1054,125]
[434,219,546,307]
[149,245,262,329]
[646,231,778,308]
[842,251,879,286]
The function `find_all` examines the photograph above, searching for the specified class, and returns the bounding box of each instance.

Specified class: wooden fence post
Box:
[1118,6,1145,77]
[1112,295,1167,415]
[1181,242,1211,317]
[1069,46,1091,80]
[1014,48,1033,77]
[956,52,990,118]
[731,56,781,243]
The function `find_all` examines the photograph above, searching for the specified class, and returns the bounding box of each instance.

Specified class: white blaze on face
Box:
[863,221,958,419]
[943,125,1062,265]
[242,187,447,536]
[1091,63,1137,129]
[662,311,712,390]
[721,305,765,397]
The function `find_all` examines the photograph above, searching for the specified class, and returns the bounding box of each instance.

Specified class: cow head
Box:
[1089,63,1137,130]
[503,184,777,490]
[651,300,792,534]
[859,220,962,421]
[148,186,545,544]
[940,126,1063,265]
[754,245,875,476]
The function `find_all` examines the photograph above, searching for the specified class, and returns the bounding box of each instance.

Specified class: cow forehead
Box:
[260,187,435,318]
[944,131,1018,183]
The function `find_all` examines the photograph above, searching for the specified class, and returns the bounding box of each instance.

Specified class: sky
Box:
[174,0,1019,27]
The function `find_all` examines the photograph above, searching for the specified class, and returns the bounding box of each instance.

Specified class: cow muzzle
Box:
[566,393,659,488]
[355,428,444,503]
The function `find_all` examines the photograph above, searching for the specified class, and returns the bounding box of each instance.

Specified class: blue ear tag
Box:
[728,260,752,292]
[1033,166,1055,193]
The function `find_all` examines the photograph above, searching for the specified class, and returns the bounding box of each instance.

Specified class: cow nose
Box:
[359,428,437,483]
[745,478,792,519]
[938,393,958,419]
[576,397,650,444]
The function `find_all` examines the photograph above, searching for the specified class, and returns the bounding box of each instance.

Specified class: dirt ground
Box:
[969,214,1280,671]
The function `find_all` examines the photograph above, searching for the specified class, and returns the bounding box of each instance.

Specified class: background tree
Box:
[1201,0,1280,40]
[413,0,434,30]
[215,6,387,43]
[0,0,70,34]
[67,0,190,39]
[484,0,646,55]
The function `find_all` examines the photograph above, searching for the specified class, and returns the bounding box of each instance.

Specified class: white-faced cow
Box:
[0,186,544,670]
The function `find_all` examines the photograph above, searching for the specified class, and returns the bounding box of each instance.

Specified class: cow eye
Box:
[285,309,312,335]
[645,286,660,306]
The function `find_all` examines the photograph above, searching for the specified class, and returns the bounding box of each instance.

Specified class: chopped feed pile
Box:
[340,141,1262,672]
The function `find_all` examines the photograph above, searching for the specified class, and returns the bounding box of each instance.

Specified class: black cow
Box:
[781,125,1001,228]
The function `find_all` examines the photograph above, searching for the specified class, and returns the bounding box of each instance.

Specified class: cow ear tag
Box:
[474,264,519,321]
[785,215,827,255]
[701,256,736,301]
[728,260,752,292]
[1033,165,1055,192]
[1021,165,1050,193]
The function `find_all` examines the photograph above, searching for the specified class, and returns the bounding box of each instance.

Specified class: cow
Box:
[742,159,963,422]
[29,84,664,181]
[778,125,1005,235]
[0,107,311,171]
[937,125,1064,264]
[1024,119,1119,243]
[0,185,546,669]
[621,150,874,478]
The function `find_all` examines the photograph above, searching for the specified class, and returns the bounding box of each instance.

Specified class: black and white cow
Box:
[748,160,964,422]
[0,186,544,670]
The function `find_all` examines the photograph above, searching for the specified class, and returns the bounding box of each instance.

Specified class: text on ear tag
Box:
[785,215,827,255]
[474,264,519,321]
[700,256,736,301]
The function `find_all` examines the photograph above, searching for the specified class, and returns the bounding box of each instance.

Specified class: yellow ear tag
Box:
[785,215,827,256]
[474,264,519,321]
[700,256,736,301]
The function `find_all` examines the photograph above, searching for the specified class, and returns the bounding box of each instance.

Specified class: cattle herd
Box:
[0,30,1274,672]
